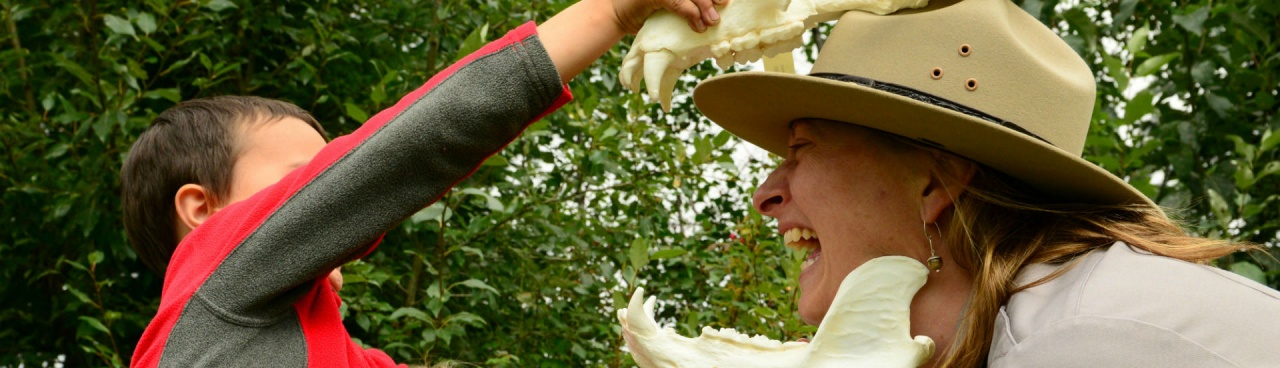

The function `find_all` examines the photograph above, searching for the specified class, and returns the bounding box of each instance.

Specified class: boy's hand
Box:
[614,0,729,34]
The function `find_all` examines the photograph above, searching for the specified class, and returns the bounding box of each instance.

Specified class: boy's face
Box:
[218,116,343,290]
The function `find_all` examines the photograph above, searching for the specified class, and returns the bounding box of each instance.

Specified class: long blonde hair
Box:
[921,154,1249,367]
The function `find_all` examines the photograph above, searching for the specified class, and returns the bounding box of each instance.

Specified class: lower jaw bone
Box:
[617,256,935,368]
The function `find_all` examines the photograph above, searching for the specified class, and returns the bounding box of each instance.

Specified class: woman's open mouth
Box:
[784,227,821,271]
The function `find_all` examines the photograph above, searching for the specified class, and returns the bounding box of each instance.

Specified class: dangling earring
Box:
[924,220,943,272]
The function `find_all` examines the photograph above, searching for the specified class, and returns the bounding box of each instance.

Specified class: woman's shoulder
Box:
[990,243,1280,367]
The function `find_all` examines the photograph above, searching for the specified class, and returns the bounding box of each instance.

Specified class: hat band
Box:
[809,73,1052,146]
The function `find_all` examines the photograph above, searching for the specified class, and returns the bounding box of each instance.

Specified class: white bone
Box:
[619,0,930,111]
[617,256,935,368]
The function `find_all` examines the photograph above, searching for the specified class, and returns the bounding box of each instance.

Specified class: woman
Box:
[692,0,1280,366]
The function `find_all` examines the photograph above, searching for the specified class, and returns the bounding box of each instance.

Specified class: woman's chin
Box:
[797,294,828,326]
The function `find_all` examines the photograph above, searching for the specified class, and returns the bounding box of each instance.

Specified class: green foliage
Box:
[1021,0,1280,281]
[1,0,1275,367]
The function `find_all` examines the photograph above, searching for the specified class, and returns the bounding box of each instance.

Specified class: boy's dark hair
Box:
[121,96,326,277]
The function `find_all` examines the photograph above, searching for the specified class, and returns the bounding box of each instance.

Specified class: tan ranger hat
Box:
[695,0,1153,207]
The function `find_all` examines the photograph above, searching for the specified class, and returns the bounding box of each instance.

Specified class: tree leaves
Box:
[202,0,237,12]
[1172,6,1210,34]
[1135,53,1179,77]
[103,14,135,36]
[629,238,650,271]
[453,279,498,295]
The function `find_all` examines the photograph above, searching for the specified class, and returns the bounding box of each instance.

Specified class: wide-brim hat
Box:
[694,0,1154,208]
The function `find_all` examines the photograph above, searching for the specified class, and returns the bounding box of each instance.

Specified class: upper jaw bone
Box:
[619,0,931,111]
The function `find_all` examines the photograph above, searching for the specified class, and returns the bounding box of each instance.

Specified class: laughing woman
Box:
[693,0,1280,366]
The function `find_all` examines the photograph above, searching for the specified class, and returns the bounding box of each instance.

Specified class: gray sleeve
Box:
[196,31,565,322]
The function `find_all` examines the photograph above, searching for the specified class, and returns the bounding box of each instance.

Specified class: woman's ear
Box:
[920,153,977,223]
[174,184,215,238]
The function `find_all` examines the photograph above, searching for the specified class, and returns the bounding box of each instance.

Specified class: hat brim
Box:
[694,71,1152,207]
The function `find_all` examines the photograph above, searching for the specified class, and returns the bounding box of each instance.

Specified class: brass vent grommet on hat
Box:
[965,78,979,91]
[931,67,944,80]
[959,44,972,56]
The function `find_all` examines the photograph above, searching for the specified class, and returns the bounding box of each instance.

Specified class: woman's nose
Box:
[752,168,788,215]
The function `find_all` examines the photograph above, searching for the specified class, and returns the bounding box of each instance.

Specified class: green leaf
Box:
[389,307,430,322]
[629,238,649,271]
[1233,162,1255,190]
[143,88,181,103]
[44,144,69,160]
[88,251,104,266]
[203,0,238,12]
[1172,6,1209,34]
[1255,161,1280,184]
[1103,54,1128,91]
[1204,92,1232,118]
[1191,60,1216,87]
[411,202,448,223]
[1205,189,1232,229]
[78,316,110,334]
[445,311,486,326]
[50,53,94,87]
[370,85,386,106]
[67,287,93,304]
[1229,262,1266,284]
[481,154,508,167]
[650,248,687,260]
[714,130,734,147]
[454,279,499,294]
[134,12,158,34]
[612,291,629,311]
[459,188,504,211]
[456,246,486,260]
[455,24,490,62]
[1134,53,1179,77]
[1259,129,1280,155]
[694,137,713,164]
[427,281,442,299]
[1225,135,1256,162]
[344,101,369,123]
[1123,91,1154,123]
[1125,24,1149,56]
[750,306,778,318]
[103,14,136,36]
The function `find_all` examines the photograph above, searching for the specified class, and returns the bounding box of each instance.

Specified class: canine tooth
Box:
[621,0,927,111]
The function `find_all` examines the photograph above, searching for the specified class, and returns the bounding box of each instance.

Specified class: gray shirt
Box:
[989,243,1280,367]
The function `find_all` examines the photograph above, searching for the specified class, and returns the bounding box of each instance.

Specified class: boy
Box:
[121,0,724,366]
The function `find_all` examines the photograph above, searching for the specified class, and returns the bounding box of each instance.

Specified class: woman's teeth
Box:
[783,227,819,250]
[784,228,821,271]
[800,256,817,270]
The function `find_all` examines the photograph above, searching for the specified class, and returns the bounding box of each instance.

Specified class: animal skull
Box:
[617,256,935,368]
[619,0,930,111]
